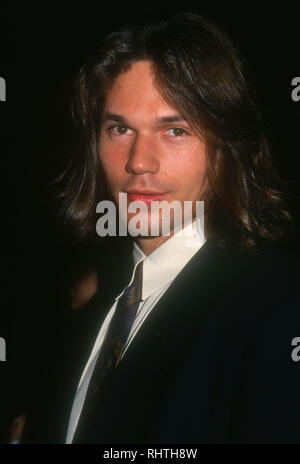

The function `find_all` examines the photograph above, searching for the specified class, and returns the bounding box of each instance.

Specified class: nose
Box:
[125,133,160,175]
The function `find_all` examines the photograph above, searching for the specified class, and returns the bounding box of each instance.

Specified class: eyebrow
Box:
[101,112,187,126]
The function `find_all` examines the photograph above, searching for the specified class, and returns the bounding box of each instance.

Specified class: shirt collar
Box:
[115,218,206,302]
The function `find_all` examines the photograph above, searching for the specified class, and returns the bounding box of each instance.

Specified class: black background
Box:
[0,5,299,443]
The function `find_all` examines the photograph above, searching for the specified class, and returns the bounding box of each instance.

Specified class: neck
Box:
[133,217,200,256]
[134,234,173,256]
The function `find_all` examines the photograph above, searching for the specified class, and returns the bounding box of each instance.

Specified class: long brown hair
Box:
[55,13,292,250]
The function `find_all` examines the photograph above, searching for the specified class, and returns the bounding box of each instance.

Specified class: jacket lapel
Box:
[119,238,226,369]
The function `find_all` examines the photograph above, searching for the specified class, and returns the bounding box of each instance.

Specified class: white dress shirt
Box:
[66,219,206,443]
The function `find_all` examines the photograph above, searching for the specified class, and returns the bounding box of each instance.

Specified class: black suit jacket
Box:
[23,238,300,444]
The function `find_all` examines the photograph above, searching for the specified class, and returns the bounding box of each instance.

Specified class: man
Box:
[18,13,300,444]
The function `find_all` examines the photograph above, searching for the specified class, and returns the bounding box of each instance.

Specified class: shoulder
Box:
[193,239,300,342]
[209,240,299,303]
[215,241,300,366]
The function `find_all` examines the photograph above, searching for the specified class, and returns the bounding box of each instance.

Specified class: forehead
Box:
[104,60,181,120]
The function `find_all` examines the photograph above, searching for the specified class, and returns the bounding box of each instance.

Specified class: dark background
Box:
[0,5,299,441]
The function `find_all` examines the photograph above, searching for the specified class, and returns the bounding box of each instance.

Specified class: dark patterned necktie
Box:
[72,260,143,444]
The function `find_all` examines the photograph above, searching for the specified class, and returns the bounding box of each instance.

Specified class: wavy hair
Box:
[55,12,292,250]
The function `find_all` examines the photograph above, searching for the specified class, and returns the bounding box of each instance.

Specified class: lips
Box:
[126,191,168,203]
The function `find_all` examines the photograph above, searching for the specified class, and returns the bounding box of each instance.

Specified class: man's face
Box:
[98,60,207,238]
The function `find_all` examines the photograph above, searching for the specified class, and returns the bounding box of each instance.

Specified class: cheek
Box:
[164,145,206,190]
[98,145,125,187]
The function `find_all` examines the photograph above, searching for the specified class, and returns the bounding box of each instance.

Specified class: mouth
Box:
[126,191,168,204]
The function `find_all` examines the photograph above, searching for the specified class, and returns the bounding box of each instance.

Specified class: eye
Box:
[106,125,133,136]
[166,127,188,137]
